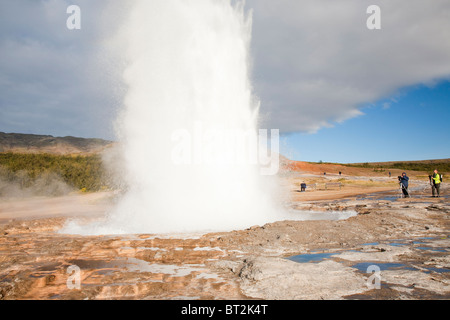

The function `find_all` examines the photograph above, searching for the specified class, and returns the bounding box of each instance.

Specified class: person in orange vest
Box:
[429,169,442,198]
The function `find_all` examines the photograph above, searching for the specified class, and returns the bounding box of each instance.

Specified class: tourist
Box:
[300,183,306,192]
[398,172,410,198]
[429,169,442,198]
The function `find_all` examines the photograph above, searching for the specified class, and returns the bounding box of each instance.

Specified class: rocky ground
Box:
[0,176,448,300]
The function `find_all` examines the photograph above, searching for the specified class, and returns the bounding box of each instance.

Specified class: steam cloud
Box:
[63,0,285,235]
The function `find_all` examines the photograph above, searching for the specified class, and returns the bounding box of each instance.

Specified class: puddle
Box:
[36,262,62,271]
[138,263,205,276]
[288,252,338,263]
[424,267,450,274]
[356,194,399,202]
[289,236,449,265]
[376,196,399,201]
[351,262,415,272]
[67,259,123,270]
[67,258,158,273]
[353,262,406,272]
[92,269,115,276]
[371,237,448,251]
[388,242,409,247]
[66,258,215,279]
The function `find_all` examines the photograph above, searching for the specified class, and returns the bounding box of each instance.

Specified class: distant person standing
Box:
[389,171,391,178]
[398,172,410,198]
[429,169,442,197]
[300,182,306,192]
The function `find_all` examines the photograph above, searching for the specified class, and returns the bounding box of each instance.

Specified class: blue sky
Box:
[281,80,450,163]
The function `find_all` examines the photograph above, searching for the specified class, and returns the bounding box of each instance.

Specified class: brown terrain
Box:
[0,132,114,155]
[0,135,448,300]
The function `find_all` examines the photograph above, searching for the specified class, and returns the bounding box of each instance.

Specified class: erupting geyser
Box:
[63,0,285,235]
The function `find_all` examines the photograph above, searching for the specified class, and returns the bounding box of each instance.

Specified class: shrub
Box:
[0,153,112,193]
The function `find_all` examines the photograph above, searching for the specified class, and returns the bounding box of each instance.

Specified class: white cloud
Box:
[1,0,449,138]
[0,0,126,139]
[247,0,450,133]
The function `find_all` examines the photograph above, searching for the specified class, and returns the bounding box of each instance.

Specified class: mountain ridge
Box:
[0,132,114,155]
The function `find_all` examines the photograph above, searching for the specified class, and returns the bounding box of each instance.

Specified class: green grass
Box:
[0,153,111,192]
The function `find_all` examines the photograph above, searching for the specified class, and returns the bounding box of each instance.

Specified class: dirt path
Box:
[0,192,114,224]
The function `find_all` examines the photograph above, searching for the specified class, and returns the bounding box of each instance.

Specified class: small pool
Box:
[287,252,338,263]
[351,262,415,272]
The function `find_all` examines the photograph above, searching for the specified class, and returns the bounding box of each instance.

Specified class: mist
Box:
[60,0,287,235]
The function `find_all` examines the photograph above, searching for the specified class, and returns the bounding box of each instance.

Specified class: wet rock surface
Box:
[0,184,449,300]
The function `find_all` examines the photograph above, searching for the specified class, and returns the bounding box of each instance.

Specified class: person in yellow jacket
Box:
[429,169,442,197]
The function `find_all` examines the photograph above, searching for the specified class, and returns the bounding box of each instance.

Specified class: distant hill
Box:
[343,158,450,174]
[280,155,450,176]
[349,159,450,166]
[0,132,114,155]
